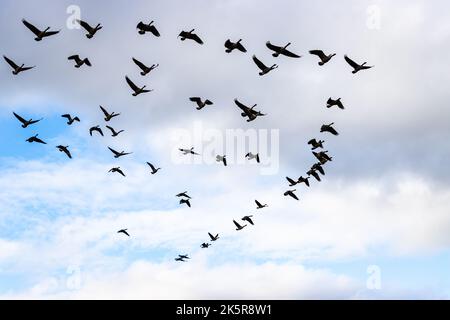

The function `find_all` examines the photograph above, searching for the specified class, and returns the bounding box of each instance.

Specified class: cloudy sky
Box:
[1,0,450,299]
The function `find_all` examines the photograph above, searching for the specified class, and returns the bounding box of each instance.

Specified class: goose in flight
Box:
[56,145,72,159]
[117,229,129,236]
[252,55,278,76]
[89,125,104,136]
[146,162,161,174]
[233,219,247,231]
[308,139,324,150]
[26,134,46,144]
[344,55,373,74]
[105,125,124,137]
[320,123,339,136]
[179,254,190,260]
[68,55,91,68]
[61,114,80,125]
[13,112,42,128]
[313,151,333,164]
[190,97,213,110]
[255,200,268,209]
[312,163,325,176]
[3,56,34,75]
[108,147,132,158]
[242,215,254,225]
[224,39,247,53]
[132,58,159,76]
[125,76,152,96]
[76,19,102,39]
[175,257,187,262]
[298,176,310,187]
[327,98,344,110]
[216,155,227,166]
[234,99,266,122]
[286,176,298,187]
[22,19,59,41]
[284,189,299,200]
[307,168,321,182]
[266,41,301,58]
[245,152,260,163]
[179,198,191,207]
[100,106,120,122]
[136,21,160,36]
[179,147,199,155]
[208,232,219,241]
[176,191,191,199]
[201,243,211,248]
[109,167,125,177]
[309,50,336,65]
[178,29,203,44]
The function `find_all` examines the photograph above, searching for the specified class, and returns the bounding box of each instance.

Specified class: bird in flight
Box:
[255,200,268,209]
[176,191,191,199]
[201,243,211,248]
[76,19,102,39]
[136,21,160,37]
[105,125,124,137]
[180,198,191,207]
[242,215,254,225]
[312,163,325,176]
[298,176,310,187]
[125,76,152,96]
[307,168,321,182]
[68,55,91,68]
[146,162,161,174]
[320,123,339,136]
[233,219,247,231]
[132,58,159,76]
[179,147,199,155]
[344,55,373,74]
[245,152,260,163]
[13,112,42,128]
[224,39,247,53]
[252,55,278,76]
[189,97,213,110]
[178,254,190,260]
[266,41,301,58]
[286,176,298,187]
[22,19,60,41]
[284,189,299,200]
[61,114,80,125]
[100,106,120,122]
[175,257,187,262]
[3,56,35,75]
[178,29,203,44]
[26,134,46,144]
[309,50,336,65]
[56,145,72,159]
[234,99,266,122]
[327,98,345,110]
[216,155,227,166]
[308,139,324,150]
[89,125,104,137]
[208,232,219,241]
[313,151,333,164]
[109,167,126,177]
[117,229,130,237]
[108,147,132,158]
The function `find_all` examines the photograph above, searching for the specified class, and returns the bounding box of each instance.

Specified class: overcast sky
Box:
[1,0,450,299]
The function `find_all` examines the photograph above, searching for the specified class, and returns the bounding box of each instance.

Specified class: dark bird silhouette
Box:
[284,189,299,200]
[344,55,373,74]
[201,243,211,248]
[308,138,324,150]
[109,167,126,177]
[312,163,325,176]
[286,176,298,187]
[56,145,71,159]
[242,215,254,225]
[245,152,260,163]
[320,123,339,136]
[100,105,120,122]
[266,41,301,58]
[208,232,219,241]
[252,55,278,76]
[76,19,102,39]
[327,98,344,110]
[68,55,91,68]
[13,112,42,128]
[22,19,59,41]
[179,254,190,260]
[189,97,213,110]
[233,219,246,231]
[26,134,46,144]
[224,39,247,53]
[136,21,160,36]
[180,198,191,207]
[216,155,227,166]
[89,125,104,137]
[108,147,132,158]
[298,176,310,187]
[175,257,186,262]
[146,162,161,174]
[132,58,158,76]
[176,191,191,199]
[313,151,333,165]
[61,114,80,125]
[255,199,268,209]
[307,168,321,182]
[3,56,34,75]
[125,76,152,96]
[178,29,203,44]
[234,99,266,122]
[309,50,336,65]
[117,229,129,236]
[106,125,124,137]
[179,147,199,155]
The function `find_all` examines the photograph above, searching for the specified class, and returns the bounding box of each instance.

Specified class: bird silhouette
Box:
[136,21,160,36]
[109,167,126,177]
[255,200,268,209]
[22,19,59,41]
[224,39,247,53]
[108,147,132,158]
[179,147,199,155]
[208,232,219,241]
[309,50,336,65]
[89,126,104,137]
[125,76,152,96]
[307,168,321,182]
[201,243,211,248]
[178,254,190,260]
[313,151,333,164]
[234,99,266,122]
[320,123,339,136]
[76,19,102,39]
[132,58,159,76]
[344,55,373,74]
[242,215,254,225]
[284,189,299,200]
[13,112,42,128]
[216,155,227,166]
[266,41,301,58]
[61,114,80,125]
[100,106,120,122]
[146,162,161,174]
[68,55,91,68]
[327,98,344,110]
[190,97,213,110]
[117,229,130,236]
[178,29,203,44]
[176,191,191,199]
[3,56,34,75]
[26,134,46,144]
[180,198,191,207]
[233,219,247,231]
[312,163,325,176]
[286,176,298,187]
[56,145,72,159]
[105,125,124,137]
[252,55,278,76]
[245,152,260,163]
[175,257,186,262]
[298,176,310,187]
[308,139,324,150]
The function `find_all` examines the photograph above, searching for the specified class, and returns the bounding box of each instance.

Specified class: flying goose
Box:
[201,243,211,248]
[298,176,310,187]
[208,232,219,241]
[26,134,46,144]
[105,125,124,137]
[242,215,254,225]
[327,98,344,110]
[125,76,152,96]
[109,167,125,177]
[117,229,129,236]
[252,55,278,76]
[176,192,191,199]
[132,58,159,76]
[284,189,299,200]
[13,112,42,128]
[308,139,324,150]
[89,125,104,136]
[224,39,247,53]
[234,99,266,122]
[307,168,321,182]
[179,198,191,207]
[344,55,373,74]
[286,176,298,187]
[61,114,80,125]
[313,151,333,164]
[56,145,72,159]
[179,147,199,155]
[108,147,132,158]
[189,97,213,110]
[178,29,203,44]
[68,55,91,68]
[320,123,339,136]
[245,152,260,163]
[22,19,60,41]
[255,200,268,209]
[100,105,120,122]
[175,257,187,262]
[136,21,160,36]
[233,219,247,231]
[76,19,102,39]
[309,50,336,65]
[146,162,161,174]
[266,41,301,58]
[3,56,34,75]
[312,163,325,175]
[216,155,227,166]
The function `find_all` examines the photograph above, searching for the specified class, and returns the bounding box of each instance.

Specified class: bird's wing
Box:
[205,99,213,105]
[308,139,317,145]
[344,55,359,69]
[223,157,227,166]
[13,112,27,124]
[191,33,203,44]
[309,50,326,60]
[255,200,262,207]
[61,114,71,119]
[108,147,119,155]
[132,57,148,71]
[149,25,160,37]
[233,220,242,228]
[125,76,139,91]
[234,99,249,111]
[84,58,91,67]
[68,55,80,61]
[99,105,109,117]
[147,162,156,171]
[43,30,60,37]
[123,230,130,236]
[328,127,339,135]
[208,232,214,240]
[189,97,201,103]
[360,65,373,70]
[20,66,34,71]
[256,154,260,163]
[3,56,18,69]
[22,19,41,36]
[178,31,188,38]
[266,41,282,52]
[77,19,92,31]
[282,48,301,58]
[252,55,267,70]
[34,137,46,144]
[63,148,72,158]
[286,177,296,185]
[291,192,299,200]
[105,125,115,134]
[237,42,247,52]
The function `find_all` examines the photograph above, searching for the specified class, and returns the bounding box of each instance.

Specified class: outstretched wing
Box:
[63,147,72,159]
[255,200,262,207]
[108,147,120,156]
[234,99,250,112]
[236,42,247,53]
[22,19,41,36]
[148,25,160,37]
[252,55,267,71]
[282,48,301,58]
[191,33,203,44]
[105,125,115,134]
[13,112,27,124]
[132,57,148,71]
[77,19,93,31]
[68,55,80,62]
[309,50,326,60]
[61,114,71,120]
[43,30,59,37]
[125,76,139,91]
[3,56,19,69]
[308,139,317,145]
[344,55,359,69]
[147,162,156,171]
[233,220,242,228]
[286,176,297,185]
[99,105,109,117]
[266,41,282,52]
[189,97,201,103]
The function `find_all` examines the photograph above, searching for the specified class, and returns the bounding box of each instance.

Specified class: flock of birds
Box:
[5,17,373,263]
